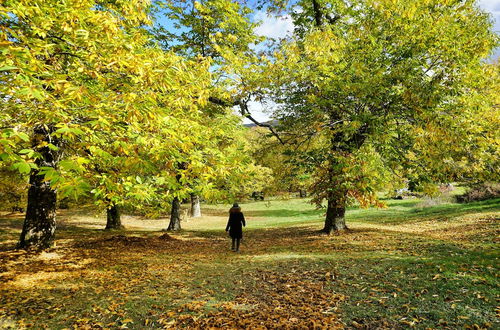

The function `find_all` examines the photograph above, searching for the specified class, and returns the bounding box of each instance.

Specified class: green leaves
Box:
[265,0,498,210]
[13,161,32,174]
[0,0,217,213]
[16,132,30,142]
[0,65,17,71]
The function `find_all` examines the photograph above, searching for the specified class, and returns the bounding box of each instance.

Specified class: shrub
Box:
[456,182,500,203]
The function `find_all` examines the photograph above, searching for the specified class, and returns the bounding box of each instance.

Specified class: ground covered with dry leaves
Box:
[0,198,499,329]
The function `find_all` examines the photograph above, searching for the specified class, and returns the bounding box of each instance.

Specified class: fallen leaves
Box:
[0,205,498,329]
[161,268,345,329]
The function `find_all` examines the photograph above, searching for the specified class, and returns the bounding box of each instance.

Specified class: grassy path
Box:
[0,198,498,328]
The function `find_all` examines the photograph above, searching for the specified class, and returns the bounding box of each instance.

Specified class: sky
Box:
[243,0,500,124]
[479,0,500,33]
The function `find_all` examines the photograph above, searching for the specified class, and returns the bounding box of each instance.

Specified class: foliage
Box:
[0,166,27,212]
[143,111,263,212]
[411,61,500,185]
[153,0,263,104]
[245,126,313,195]
[199,124,274,202]
[0,0,230,225]
[154,0,260,60]
[151,0,273,206]
[266,0,498,213]
[456,182,500,203]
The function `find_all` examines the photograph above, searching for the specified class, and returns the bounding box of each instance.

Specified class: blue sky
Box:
[478,0,500,59]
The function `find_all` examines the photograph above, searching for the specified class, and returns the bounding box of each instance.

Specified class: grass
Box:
[0,197,499,328]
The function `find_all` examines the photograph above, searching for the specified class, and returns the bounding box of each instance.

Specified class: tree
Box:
[152,0,274,226]
[0,0,211,248]
[410,60,500,185]
[266,0,498,233]
[245,126,314,197]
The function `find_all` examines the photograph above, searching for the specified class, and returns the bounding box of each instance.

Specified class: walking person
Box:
[225,203,246,252]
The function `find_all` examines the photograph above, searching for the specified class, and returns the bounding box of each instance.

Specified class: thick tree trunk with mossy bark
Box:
[190,194,201,218]
[321,168,348,234]
[19,125,62,249]
[167,197,181,231]
[320,123,367,234]
[105,204,123,230]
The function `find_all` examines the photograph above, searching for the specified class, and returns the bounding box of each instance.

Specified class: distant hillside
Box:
[243,119,278,128]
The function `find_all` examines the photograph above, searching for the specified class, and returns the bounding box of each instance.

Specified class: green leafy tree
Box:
[0,0,210,247]
[266,0,498,232]
[152,0,274,227]
[245,127,313,197]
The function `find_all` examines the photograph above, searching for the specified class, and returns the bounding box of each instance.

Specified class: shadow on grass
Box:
[0,217,23,231]
[2,198,497,256]
[0,216,23,251]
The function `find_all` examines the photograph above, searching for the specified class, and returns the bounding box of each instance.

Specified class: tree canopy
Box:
[264,0,498,232]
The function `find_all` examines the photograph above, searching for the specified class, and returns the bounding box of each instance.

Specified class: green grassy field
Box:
[0,197,499,329]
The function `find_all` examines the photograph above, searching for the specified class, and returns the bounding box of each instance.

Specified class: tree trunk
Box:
[105,204,122,230]
[322,198,347,234]
[190,194,201,218]
[19,172,57,249]
[299,189,307,198]
[167,197,181,231]
[19,125,61,249]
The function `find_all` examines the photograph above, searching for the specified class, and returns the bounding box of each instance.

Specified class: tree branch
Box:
[311,0,324,27]
[208,96,286,145]
[238,100,285,145]
[208,96,240,107]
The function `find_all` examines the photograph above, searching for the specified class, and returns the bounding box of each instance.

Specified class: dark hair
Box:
[232,203,239,208]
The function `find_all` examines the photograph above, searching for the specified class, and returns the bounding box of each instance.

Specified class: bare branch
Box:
[208,96,286,145]
[239,100,286,145]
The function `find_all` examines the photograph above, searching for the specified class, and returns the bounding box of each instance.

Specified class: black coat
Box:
[225,207,246,239]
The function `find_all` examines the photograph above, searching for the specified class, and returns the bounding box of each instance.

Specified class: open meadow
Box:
[1,197,499,329]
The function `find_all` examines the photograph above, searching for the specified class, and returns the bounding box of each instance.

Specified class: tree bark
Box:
[322,197,347,234]
[19,171,57,249]
[312,0,324,27]
[190,194,201,218]
[105,204,123,230]
[299,189,307,198]
[19,125,61,249]
[167,197,181,231]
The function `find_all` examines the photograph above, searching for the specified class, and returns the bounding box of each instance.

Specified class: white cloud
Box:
[253,11,294,39]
